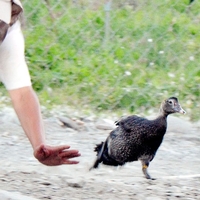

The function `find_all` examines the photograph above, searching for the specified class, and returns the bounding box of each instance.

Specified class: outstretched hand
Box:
[34,144,80,166]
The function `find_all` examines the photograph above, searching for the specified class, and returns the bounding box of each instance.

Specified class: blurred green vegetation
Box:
[6,0,200,119]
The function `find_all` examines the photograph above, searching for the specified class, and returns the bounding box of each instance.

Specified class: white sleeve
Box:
[12,0,23,8]
[0,0,11,24]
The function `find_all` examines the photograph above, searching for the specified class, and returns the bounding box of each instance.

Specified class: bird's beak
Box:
[178,107,186,114]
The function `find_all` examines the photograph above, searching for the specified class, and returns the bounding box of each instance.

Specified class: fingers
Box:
[59,150,81,165]
[53,145,71,152]
[62,160,80,165]
[59,150,81,159]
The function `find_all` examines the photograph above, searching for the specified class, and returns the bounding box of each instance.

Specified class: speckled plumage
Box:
[90,97,186,179]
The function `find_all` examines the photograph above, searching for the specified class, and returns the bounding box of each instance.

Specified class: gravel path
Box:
[0,107,199,200]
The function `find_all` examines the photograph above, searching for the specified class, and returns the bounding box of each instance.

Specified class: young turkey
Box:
[90,97,186,179]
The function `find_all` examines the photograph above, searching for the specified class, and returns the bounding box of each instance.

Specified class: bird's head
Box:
[160,97,186,116]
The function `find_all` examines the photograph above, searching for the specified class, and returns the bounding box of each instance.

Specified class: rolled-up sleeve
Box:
[13,0,23,8]
[0,0,12,24]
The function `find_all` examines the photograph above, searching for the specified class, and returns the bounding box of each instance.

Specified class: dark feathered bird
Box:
[90,97,186,179]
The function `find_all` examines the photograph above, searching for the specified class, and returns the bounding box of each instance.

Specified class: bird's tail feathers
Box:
[90,138,123,171]
[90,141,107,170]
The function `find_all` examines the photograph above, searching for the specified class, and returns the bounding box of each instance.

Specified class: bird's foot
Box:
[145,174,156,180]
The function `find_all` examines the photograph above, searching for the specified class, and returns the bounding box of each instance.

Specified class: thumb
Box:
[34,144,50,160]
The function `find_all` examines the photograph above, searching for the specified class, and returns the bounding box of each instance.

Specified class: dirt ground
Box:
[0,107,200,200]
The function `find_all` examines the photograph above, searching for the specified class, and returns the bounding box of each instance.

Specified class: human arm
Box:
[8,86,80,166]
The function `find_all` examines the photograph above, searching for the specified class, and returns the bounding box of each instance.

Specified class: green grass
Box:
[3,0,200,120]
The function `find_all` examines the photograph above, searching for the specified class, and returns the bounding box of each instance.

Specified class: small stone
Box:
[57,116,82,130]
[40,182,52,186]
[67,180,85,188]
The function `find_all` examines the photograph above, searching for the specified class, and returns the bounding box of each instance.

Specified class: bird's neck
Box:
[159,107,170,118]
[153,115,168,135]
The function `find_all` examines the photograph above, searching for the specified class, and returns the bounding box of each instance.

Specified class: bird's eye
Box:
[168,100,172,104]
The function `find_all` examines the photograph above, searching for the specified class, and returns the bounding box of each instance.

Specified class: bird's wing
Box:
[115,115,148,132]
[109,127,120,139]
[115,115,142,125]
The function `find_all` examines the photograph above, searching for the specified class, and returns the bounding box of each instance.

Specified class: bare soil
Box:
[0,108,199,200]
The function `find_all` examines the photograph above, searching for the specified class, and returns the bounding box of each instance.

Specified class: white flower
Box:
[186,100,192,105]
[147,38,153,42]
[123,87,131,92]
[168,73,175,78]
[149,62,154,66]
[189,56,194,61]
[114,60,119,64]
[158,50,164,54]
[124,71,132,76]
[180,76,185,81]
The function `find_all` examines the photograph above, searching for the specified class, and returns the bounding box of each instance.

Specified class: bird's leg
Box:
[141,160,152,179]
